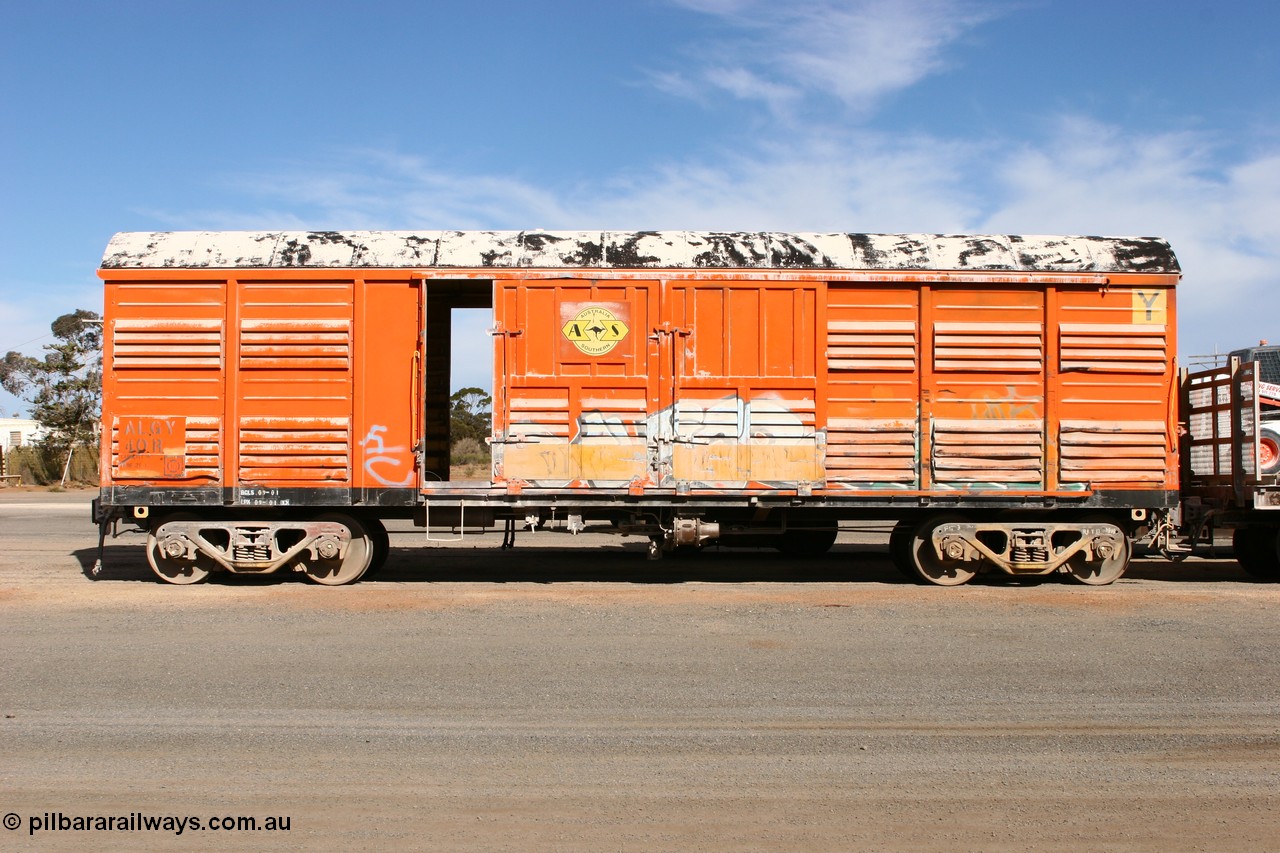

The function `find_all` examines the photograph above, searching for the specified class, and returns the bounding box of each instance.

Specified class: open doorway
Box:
[421,282,493,484]
[448,308,494,480]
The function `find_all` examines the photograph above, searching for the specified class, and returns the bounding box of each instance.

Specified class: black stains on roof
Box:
[515,232,604,266]
[1009,235,1074,270]
[606,232,663,267]
[770,234,834,268]
[691,233,768,268]
[403,235,438,265]
[847,234,886,267]
[515,232,556,267]
[957,237,1006,268]
[890,235,931,268]
[1113,238,1181,273]
[307,231,369,264]
[277,239,312,266]
[565,239,603,266]
[307,231,354,246]
[100,231,1182,275]
[517,232,557,253]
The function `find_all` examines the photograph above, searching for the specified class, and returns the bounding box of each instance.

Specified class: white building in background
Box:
[1,417,45,453]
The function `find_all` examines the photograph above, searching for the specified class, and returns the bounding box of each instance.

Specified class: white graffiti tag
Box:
[360,425,414,487]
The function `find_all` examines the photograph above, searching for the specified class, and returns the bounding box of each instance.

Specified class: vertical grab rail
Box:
[410,350,421,451]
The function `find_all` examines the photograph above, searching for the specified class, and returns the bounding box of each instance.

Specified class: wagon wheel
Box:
[1065,515,1130,586]
[1232,527,1280,579]
[776,527,838,557]
[908,514,976,587]
[364,517,390,576]
[888,521,918,580]
[146,512,215,585]
[298,513,374,586]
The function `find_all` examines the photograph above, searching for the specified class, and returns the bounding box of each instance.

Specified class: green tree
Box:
[450,387,492,444]
[1,310,103,483]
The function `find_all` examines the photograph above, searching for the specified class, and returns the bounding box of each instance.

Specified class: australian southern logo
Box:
[561,306,630,356]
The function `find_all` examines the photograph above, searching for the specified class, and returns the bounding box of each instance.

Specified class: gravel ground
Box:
[1,491,1278,851]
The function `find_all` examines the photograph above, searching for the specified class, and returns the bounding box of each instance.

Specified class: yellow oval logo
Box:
[561,306,630,356]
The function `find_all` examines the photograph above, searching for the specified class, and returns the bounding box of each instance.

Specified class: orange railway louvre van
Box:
[93,230,1181,586]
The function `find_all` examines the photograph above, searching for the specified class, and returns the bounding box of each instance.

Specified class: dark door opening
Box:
[421,281,493,484]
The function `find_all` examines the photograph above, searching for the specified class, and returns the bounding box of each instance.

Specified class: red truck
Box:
[1176,344,1280,577]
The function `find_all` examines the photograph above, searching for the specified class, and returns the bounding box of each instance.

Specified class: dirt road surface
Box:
[2,489,1278,851]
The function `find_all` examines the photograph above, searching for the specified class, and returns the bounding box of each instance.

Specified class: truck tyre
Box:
[1232,526,1280,579]
[1259,426,1280,475]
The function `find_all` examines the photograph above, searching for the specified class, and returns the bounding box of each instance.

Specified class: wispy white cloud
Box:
[129,206,313,232]
[130,1,1280,366]
[579,133,987,231]
[1223,154,1280,253]
[657,0,1000,117]
[200,116,1279,362]
[200,132,983,234]
[214,151,575,232]
[979,116,1280,355]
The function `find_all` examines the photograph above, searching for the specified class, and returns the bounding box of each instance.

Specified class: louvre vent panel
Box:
[933,322,1044,372]
[182,418,222,479]
[239,319,351,369]
[676,398,742,440]
[578,397,648,439]
[827,321,917,371]
[1059,420,1167,483]
[238,417,350,482]
[507,392,571,439]
[749,397,816,438]
[826,418,917,483]
[931,418,1044,483]
[112,319,223,368]
[1059,323,1167,373]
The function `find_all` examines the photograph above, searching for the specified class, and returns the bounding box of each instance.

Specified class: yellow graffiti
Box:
[968,385,1041,420]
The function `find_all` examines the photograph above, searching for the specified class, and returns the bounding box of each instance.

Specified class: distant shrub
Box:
[3,445,98,486]
[451,437,488,467]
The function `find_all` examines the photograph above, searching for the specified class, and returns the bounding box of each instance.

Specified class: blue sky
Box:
[3,0,1278,416]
